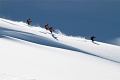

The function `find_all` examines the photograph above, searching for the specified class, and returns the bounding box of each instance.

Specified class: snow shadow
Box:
[0,27,119,63]
[52,34,58,41]
[0,27,83,52]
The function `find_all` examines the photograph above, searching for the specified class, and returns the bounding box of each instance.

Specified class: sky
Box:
[0,0,120,45]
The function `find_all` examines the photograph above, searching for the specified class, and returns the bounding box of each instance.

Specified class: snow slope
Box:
[0,18,120,80]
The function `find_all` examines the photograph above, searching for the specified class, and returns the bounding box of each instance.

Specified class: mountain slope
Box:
[0,18,120,63]
[0,18,120,80]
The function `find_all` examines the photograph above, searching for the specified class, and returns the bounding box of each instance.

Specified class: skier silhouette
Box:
[27,18,32,25]
[90,36,96,43]
[49,27,54,34]
[45,24,49,30]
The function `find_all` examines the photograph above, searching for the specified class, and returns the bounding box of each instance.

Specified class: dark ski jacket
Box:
[49,27,53,33]
[90,36,96,41]
[45,24,49,30]
[27,19,31,25]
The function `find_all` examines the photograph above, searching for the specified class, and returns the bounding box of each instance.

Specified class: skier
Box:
[90,36,96,43]
[49,27,54,33]
[27,18,32,25]
[45,24,49,30]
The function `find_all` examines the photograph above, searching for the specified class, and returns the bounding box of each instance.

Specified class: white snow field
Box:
[0,18,120,80]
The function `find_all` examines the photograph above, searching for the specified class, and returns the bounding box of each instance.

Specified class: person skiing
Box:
[27,18,32,25]
[90,36,96,43]
[45,24,49,30]
[49,27,54,33]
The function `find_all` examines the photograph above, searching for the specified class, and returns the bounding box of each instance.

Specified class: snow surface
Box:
[0,18,120,80]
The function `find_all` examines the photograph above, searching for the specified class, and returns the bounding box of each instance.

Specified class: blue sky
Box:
[0,0,120,45]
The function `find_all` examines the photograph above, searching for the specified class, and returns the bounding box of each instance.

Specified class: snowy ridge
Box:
[0,18,120,80]
[0,18,120,63]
